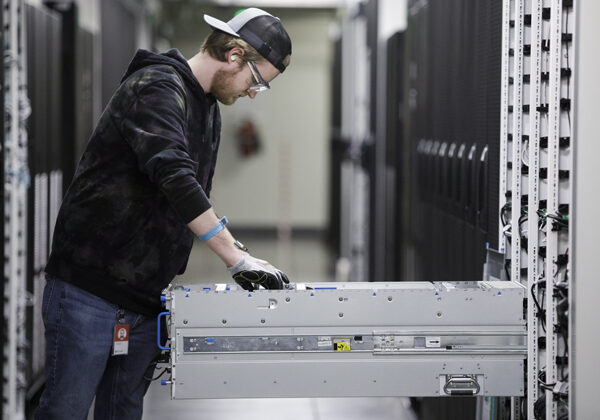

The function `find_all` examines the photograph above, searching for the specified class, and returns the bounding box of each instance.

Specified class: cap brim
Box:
[204,14,240,37]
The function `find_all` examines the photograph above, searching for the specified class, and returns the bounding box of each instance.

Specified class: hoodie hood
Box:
[121,49,208,102]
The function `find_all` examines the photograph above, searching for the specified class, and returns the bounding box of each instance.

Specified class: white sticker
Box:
[318,336,332,347]
[426,336,441,348]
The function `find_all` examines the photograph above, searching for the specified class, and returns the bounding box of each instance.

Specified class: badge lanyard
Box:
[112,307,129,356]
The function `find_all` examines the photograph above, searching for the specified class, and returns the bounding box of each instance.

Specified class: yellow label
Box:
[333,339,351,351]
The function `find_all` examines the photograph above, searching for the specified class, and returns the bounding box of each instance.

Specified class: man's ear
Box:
[227,47,245,64]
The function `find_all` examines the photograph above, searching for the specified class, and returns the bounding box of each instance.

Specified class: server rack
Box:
[3,0,30,417]
[100,0,138,108]
[337,1,373,282]
[499,1,574,418]
[74,27,96,166]
[405,0,501,283]
[24,3,64,406]
[364,0,378,284]
[23,4,96,413]
[46,1,78,192]
[328,37,343,256]
[1,2,5,410]
[384,31,405,282]
[403,0,505,418]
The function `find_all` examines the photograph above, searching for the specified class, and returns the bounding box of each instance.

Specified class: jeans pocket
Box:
[131,313,146,329]
[41,275,57,321]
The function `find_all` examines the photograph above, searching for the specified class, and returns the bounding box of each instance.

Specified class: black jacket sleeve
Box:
[119,78,211,223]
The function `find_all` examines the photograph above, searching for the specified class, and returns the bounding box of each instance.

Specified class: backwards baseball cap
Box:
[204,8,292,73]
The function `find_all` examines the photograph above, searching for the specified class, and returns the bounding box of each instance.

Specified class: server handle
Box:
[157,311,171,350]
[443,374,481,396]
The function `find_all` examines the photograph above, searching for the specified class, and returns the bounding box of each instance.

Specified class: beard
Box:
[212,67,244,105]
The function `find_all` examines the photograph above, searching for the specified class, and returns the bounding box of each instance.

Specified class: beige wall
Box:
[212,9,334,229]
[159,6,336,230]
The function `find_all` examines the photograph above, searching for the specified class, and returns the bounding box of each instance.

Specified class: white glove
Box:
[228,253,290,291]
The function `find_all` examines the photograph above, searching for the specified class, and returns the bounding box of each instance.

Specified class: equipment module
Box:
[158,281,526,399]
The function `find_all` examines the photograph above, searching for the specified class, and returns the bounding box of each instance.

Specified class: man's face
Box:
[212,59,280,105]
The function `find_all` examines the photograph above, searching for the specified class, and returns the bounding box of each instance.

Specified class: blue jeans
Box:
[35,276,161,420]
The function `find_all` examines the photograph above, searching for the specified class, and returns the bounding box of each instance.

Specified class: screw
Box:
[339,297,344,302]
[183,319,188,324]
[437,312,442,317]
[285,297,290,302]
[261,319,266,324]
[388,296,393,301]
[339,312,344,317]
[222,319,227,324]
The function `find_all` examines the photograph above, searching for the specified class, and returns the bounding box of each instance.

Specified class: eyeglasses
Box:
[247,61,270,92]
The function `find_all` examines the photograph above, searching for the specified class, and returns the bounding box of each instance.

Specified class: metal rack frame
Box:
[499,1,574,418]
[3,1,30,418]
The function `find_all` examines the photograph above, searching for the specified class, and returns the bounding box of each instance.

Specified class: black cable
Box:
[501,202,513,245]
[530,280,547,332]
[564,8,571,131]
[144,366,171,382]
[142,360,171,382]
[151,368,170,381]
[519,211,529,249]
[559,330,569,381]
[531,282,544,313]
[501,202,511,226]
[546,214,568,226]
[540,287,547,333]
[555,263,570,382]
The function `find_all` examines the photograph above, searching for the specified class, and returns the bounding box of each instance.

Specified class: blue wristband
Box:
[198,216,228,241]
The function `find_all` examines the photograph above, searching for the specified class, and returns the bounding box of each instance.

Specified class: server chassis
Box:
[159,281,526,399]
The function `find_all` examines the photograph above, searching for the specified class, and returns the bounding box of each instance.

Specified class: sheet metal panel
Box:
[163,282,526,400]
[172,358,524,399]
[169,282,525,328]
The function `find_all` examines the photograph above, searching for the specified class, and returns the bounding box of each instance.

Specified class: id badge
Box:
[112,324,130,356]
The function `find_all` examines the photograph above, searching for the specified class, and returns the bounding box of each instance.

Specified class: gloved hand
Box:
[228,253,289,291]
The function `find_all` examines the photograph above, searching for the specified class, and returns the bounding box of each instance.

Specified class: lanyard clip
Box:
[117,307,126,323]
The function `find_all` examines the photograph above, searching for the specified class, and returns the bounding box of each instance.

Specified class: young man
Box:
[36,8,292,420]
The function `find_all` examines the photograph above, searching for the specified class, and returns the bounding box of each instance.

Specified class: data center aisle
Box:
[141,235,417,420]
[143,392,418,420]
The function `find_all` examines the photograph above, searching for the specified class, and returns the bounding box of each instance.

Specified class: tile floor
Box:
[140,235,418,419]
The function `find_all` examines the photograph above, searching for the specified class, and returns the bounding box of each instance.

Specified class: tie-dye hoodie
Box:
[46,49,221,316]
